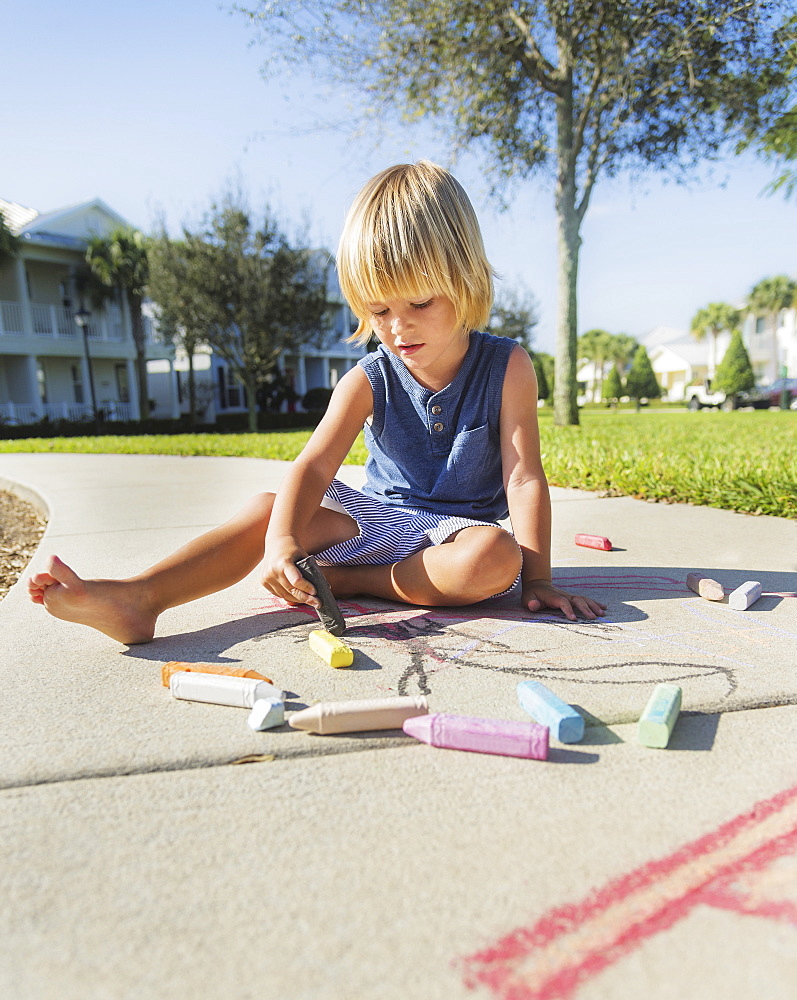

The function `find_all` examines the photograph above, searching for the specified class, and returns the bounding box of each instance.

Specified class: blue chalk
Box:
[517,680,585,743]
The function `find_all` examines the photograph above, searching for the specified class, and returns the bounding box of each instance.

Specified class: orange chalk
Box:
[160,661,273,688]
[575,534,612,551]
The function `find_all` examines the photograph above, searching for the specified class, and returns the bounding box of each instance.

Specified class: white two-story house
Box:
[1,196,366,428]
[0,197,174,426]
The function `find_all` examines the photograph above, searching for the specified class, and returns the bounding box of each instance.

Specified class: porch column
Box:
[23,355,44,418]
[169,359,180,419]
[295,356,307,399]
[126,359,141,420]
[15,259,33,335]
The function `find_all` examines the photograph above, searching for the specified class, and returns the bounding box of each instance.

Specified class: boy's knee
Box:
[451,527,521,598]
[239,491,276,523]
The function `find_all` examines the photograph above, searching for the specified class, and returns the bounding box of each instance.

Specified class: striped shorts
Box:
[314,479,521,598]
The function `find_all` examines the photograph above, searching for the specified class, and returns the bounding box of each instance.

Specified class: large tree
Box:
[238,1,792,426]
[746,14,797,197]
[486,284,539,351]
[85,228,151,419]
[148,235,211,426]
[690,301,741,379]
[156,197,330,433]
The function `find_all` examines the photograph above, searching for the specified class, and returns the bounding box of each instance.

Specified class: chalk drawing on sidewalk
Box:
[459,783,797,1000]
[240,590,740,701]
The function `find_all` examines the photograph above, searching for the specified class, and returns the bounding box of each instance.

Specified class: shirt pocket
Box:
[450,424,500,488]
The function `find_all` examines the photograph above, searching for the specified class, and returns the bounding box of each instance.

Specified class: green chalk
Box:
[637,684,682,749]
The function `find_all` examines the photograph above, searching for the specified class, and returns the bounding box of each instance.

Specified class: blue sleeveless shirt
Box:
[357,330,516,522]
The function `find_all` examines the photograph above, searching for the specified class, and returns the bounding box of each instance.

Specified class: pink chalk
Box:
[575,533,612,551]
[403,713,549,760]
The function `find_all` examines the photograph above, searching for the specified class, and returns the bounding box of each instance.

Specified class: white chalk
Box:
[728,580,762,611]
[247,698,285,731]
[169,671,283,709]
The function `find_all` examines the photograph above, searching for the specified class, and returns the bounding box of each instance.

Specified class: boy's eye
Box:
[371,308,388,318]
[411,299,433,310]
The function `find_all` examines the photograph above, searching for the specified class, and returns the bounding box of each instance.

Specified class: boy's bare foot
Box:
[27,555,157,645]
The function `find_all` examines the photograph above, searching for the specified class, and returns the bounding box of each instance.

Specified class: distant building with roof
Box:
[0,197,171,425]
[0,197,364,427]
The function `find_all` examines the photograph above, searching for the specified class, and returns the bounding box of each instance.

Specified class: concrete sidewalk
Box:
[1,452,796,1000]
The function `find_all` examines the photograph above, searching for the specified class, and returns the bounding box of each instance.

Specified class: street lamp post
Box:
[74,306,101,434]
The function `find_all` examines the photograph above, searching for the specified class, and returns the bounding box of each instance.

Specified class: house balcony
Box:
[0,300,124,341]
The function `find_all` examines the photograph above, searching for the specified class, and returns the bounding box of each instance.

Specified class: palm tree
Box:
[606,333,638,378]
[0,210,21,268]
[85,228,151,419]
[577,328,612,402]
[747,276,797,383]
[690,302,740,380]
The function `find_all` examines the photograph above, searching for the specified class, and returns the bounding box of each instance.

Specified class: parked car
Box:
[762,377,797,409]
[732,378,797,410]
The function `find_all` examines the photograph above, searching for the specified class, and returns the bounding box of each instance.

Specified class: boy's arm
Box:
[500,346,606,621]
[262,365,373,603]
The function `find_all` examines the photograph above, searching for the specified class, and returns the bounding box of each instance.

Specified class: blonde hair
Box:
[337,160,495,345]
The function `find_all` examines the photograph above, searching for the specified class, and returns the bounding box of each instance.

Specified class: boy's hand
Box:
[260,537,321,608]
[522,579,607,622]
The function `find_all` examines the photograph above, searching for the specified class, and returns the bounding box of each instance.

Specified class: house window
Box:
[115,364,130,403]
[217,366,243,408]
[755,316,767,335]
[71,365,84,404]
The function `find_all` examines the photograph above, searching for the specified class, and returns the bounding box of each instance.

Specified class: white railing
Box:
[0,401,135,426]
[0,402,40,425]
[0,300,125,340]
[98,401,133,421]
[41,403,95,423]
[0,300,24,335]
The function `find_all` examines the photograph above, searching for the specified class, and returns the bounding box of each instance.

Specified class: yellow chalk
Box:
[309,629,354,668]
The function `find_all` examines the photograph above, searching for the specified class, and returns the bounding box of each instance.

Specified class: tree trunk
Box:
[553,74,581,427]
[246,374,259,433]
[187,352,197,427]
[128,293,150,420]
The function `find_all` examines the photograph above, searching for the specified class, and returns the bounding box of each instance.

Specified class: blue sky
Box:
[3,0,794,354]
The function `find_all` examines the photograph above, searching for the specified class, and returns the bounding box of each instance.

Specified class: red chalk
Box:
[575,533,612,551]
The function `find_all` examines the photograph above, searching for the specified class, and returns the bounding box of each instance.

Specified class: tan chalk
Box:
[161,661,273,687]
[686,572,724,602]
[308,629,354,668]
[289,696,429,734]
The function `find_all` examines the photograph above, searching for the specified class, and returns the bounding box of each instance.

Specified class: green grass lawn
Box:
[1,409,794,519]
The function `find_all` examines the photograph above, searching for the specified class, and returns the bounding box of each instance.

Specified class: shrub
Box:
[302,386,333,411]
